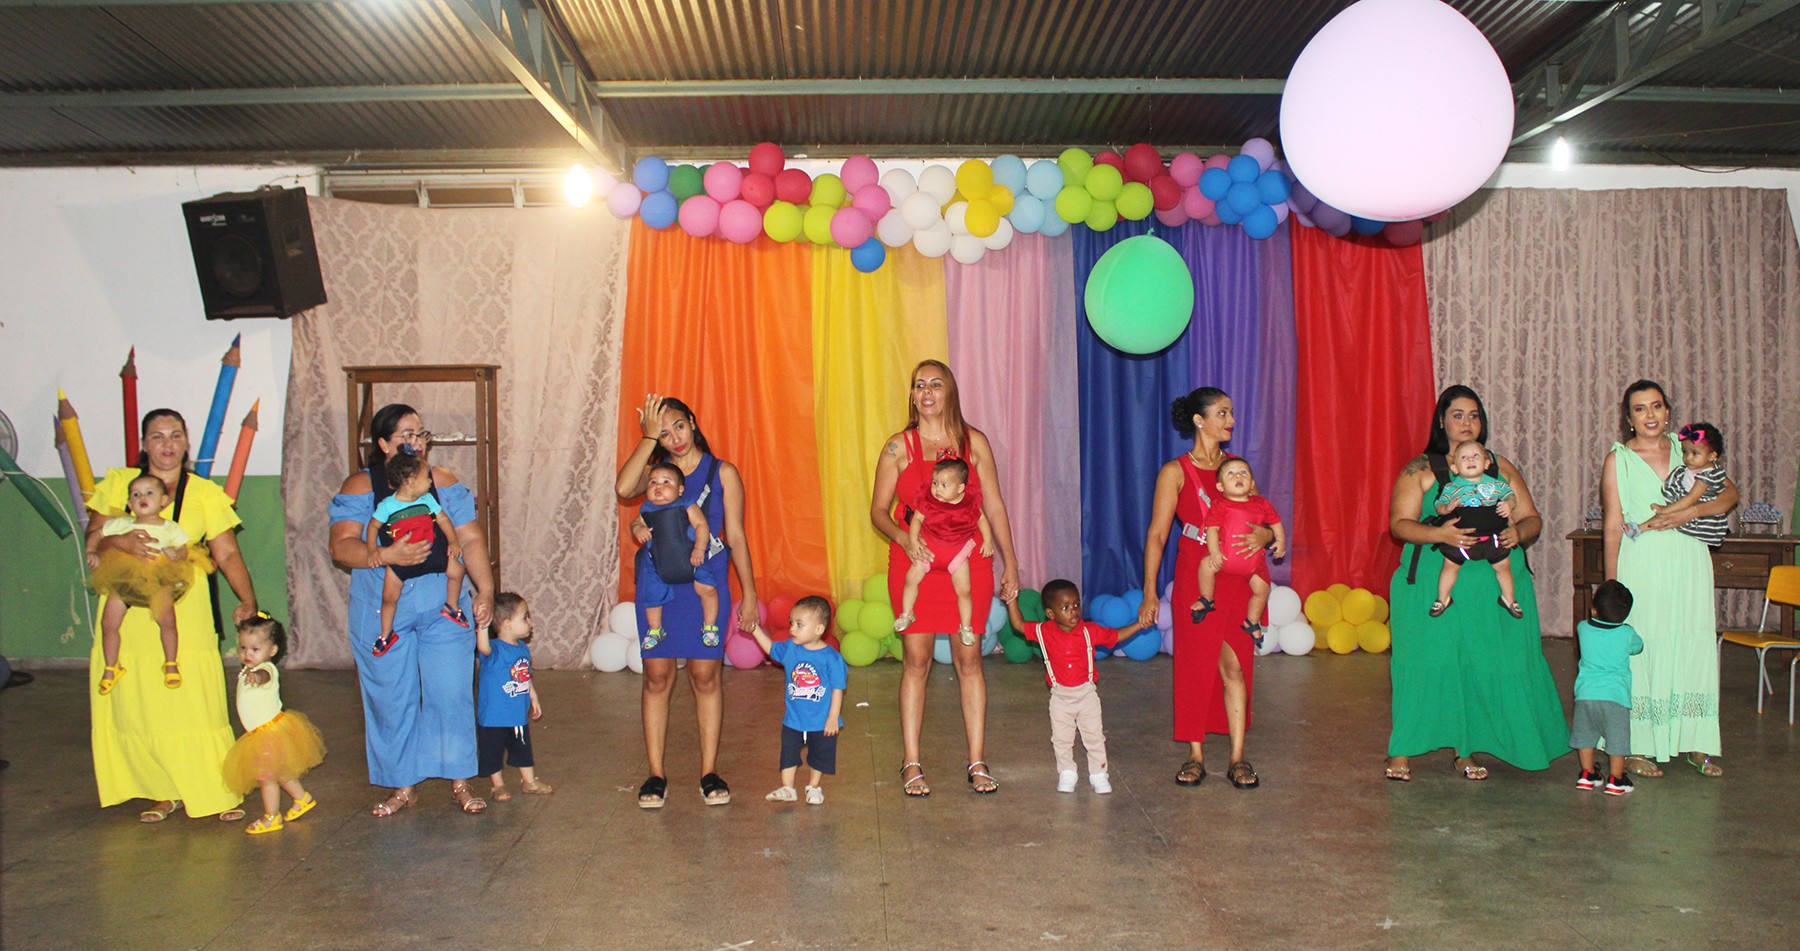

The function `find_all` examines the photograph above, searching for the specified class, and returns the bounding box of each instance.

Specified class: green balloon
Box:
[1017,589,1044,622]
[841,631,882,667]
[837,598,865,633]
[1084,198,1118,232]
[1001,634,1038,663]
[887,634,905,661]
[803,204,837,245]
[1116,181,1154,220]
[1054,186,1092,224]
[858,600,896,636]
[1084,235,1194,354]
[1057,148,1093,189]
[862,574,888,604]
[668,164,704,201]
[1086,164,1123,202]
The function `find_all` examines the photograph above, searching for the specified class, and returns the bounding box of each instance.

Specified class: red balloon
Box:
[767,594,798,638]
[1149,174,1182,211]
[774,168,813,204]
[740,172,775,208]
[1384,219,1424,246]
[1094,150,1125,172]
[748,142,785,178]
[1124,143,1164,183]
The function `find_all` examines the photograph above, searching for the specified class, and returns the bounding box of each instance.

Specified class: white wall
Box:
[0,165,318,476]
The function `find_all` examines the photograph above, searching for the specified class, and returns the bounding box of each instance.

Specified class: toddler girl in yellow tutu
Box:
[87,473,212,694]
[223,614,327,835]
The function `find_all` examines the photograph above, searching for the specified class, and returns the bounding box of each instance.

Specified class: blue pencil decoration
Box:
[194,334,240,478]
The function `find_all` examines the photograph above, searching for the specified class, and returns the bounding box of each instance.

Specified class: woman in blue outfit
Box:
[615,394,760,809]
[329,404,497,817]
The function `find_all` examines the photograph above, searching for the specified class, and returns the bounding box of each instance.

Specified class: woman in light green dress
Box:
[1600,380,1737,777]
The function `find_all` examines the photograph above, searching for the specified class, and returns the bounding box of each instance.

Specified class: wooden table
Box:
[1567,530,1798,647]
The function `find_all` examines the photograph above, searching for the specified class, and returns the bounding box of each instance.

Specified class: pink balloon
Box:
[677,194,721,237]
[740,172,775,209]
[748,142,785,178]
[718,199,762,244]
[1183,187,1216,220]
[703,162,743,202]
[1280,0,1512,220]
[841,155,879,193]
[774,168,812,204]
[1202,153,1231,171]
[1169,152,1204,187]
[1154,204,1190,227]
[851,184,891,220]
[829,207,874,248]
[606,184,642,219]
[723,630,766,668]
[1384,219,1423,246]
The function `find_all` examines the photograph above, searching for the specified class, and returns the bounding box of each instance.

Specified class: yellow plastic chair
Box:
[1716,565,1800,724]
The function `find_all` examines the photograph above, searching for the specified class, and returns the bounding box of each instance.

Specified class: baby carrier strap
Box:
[366,455,450,577]
[1405,450,1528,585]
[644,504,698,585]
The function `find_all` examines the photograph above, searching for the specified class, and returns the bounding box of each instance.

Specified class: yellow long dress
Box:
[88,467,242,816]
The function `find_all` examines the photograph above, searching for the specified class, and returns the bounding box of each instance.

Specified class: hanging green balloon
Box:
[668,165,704,202]
[1083,235,1195,355]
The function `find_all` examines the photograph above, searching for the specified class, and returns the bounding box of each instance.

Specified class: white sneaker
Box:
[1056,769,1078,793]
[804,785,824,805]
[1090,772,1112,794]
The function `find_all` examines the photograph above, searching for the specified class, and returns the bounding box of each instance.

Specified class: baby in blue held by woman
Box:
[630,462,723,651]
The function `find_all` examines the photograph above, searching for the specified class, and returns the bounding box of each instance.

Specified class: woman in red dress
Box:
[1137,387,1274,789]
[870,360,1021,796]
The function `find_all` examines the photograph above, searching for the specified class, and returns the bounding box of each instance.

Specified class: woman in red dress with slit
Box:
[871,360,1021,797]
[1138,387,1274,789]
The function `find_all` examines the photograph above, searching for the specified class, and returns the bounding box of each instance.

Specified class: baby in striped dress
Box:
[1651,423,1729,547]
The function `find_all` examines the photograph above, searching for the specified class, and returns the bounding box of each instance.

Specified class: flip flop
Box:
[139,799,182,823]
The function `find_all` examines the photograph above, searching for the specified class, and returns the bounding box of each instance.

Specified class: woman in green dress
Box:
[1600,380,1736,777]
[1384,386,1568,781]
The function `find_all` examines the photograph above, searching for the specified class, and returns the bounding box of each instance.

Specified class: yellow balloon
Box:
[1303,590,1342,627]
[1116,181,1154,220]
[762,201,803,242]
[956,160,993,200]
[1086,164,1123,201]
[810,173,846,208]
[1356,621,1391,653]
[987,184,1015,216]
[966,199,1000,238]
[1055,186,1093,223]
[802,203,837,245]
[1341,588,1376,625]
[1084,198,1118,232]
[1327,583,1352,601]
[1326,620,1358,654]
[1370,595,1389,624]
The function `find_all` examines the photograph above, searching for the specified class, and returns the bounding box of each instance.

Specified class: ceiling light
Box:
[564,164,594,207]
[1551,136,1573,171]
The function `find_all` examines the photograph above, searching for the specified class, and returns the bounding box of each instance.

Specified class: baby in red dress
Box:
[895,458,993,645]
[1191,458,1286,646]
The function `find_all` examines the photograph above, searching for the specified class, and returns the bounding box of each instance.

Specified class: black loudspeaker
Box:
[181,187,327,319]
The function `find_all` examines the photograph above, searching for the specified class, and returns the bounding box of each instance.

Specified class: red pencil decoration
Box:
[121,347,138,465]
[223,399,259,503]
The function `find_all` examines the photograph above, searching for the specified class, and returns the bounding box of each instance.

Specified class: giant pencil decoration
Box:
[56,389,96,502]
[223,399,258,503]
[121,347,138,465]
[55,416,90,534]
[194,334,239,478]
[0,440,74,539]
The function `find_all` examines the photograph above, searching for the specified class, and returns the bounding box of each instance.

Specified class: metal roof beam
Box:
[591,78,1288,97]
[0,85,532,108]
[1511,0,1800,145]
[0,0,329,6]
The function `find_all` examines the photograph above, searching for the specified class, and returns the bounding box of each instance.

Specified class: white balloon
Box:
[627,634,644,673]
[876,208,914,248]
[918,164,957,204]
[608,601,638,642]
[881,168,918,202]
[900,191,943,231]
[589,632,631,672]
[949,234,986,265]
[980,217,1014,251]
[1277,621,1316,656]
[944,201,970,236]
[1267,585,1303,627]
[912,219,952,258]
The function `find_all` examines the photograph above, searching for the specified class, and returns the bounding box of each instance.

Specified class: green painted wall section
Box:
[0,475,289,659]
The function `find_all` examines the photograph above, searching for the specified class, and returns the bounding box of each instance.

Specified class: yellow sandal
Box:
[162,662,182,689]
[97,664,125,695]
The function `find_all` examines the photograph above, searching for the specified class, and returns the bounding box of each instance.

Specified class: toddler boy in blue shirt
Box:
[749,596,846,806]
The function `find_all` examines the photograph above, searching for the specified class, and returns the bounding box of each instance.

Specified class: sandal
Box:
[451,781,488,813]
[521,778,554,795]
[440,604,470,628]
[1429,597,1453,618]
[1455,758,1489,781]
[139,799,181,823]
[893,612,915,633]
[218,807,246,822]
[700,772,732,806]
[1624,756,1664,778]
[637,775,668,810]
[162,662,182,688]
[805,785,824,805]
[958,624,976,647]
[1191,596,1215,624]
[1227,760,1260,789]
[371,632,399,657]
[245,813,284,835]
[1497,596,1524,620]
[97,663,125,695]
[1384,762,1412,782]
[491,783,513,802]
[765,785,798,802]
[1176,759,1206,787]
[899,761,930,797]
[371,787,415,818]
[1241,619,1265,649]
[701,624,722,648]
[284,794,317,822]
[966,761,999,794]
[641,628,666,652]
[1685,755,1723,778]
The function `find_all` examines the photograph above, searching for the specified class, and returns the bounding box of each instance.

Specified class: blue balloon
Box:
[1025,160,1065,200]
[1085,593,1114,622]
[850,238,886,273]
[633,156,670,193]
[1242,204,1279,240]
[933,634,954,665]
[1095,596,1135,629]
[1009,194,1046,233]
[1226,181,1261,215]
[1351,215,1387,235]
[1121,589,1145,614]
[1255,170,1291,205]
[639,189,677,229]
[1215,200,1245,225]
[1121,628,1162,660]
[991,154,1028,195]
[1037,212,1071,238]
[1227,154,1261,184]
[1093,646,1113,660]
[1198,166,1232,201]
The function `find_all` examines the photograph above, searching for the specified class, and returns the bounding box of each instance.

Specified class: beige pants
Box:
[1048,682,1108,775]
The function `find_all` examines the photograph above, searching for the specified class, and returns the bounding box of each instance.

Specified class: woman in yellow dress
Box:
[87,409,260,821]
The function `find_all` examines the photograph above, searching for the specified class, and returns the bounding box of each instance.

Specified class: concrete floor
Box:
[2,643,1796,950]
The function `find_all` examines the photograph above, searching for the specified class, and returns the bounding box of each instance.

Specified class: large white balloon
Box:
[944,201,970,236]
[900,191,943,231]
[949,234,986,265]
[912,219,952,258]
[1277,621,1316,656]
[608,602,638,642]
[917,164,957,204]
[980,217,1014,252]
[590,632,631,672]
[876,208,914,248]
[1280,0,1512,221]
[1267,585,1303,627]
[626,634,644,673]
[880,168,918,202]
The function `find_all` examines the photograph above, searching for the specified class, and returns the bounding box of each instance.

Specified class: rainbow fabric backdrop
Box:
[616,213,1435,613]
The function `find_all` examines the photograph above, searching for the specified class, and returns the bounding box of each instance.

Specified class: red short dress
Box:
[886,429,995,634]
[1171,455,1265,741]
